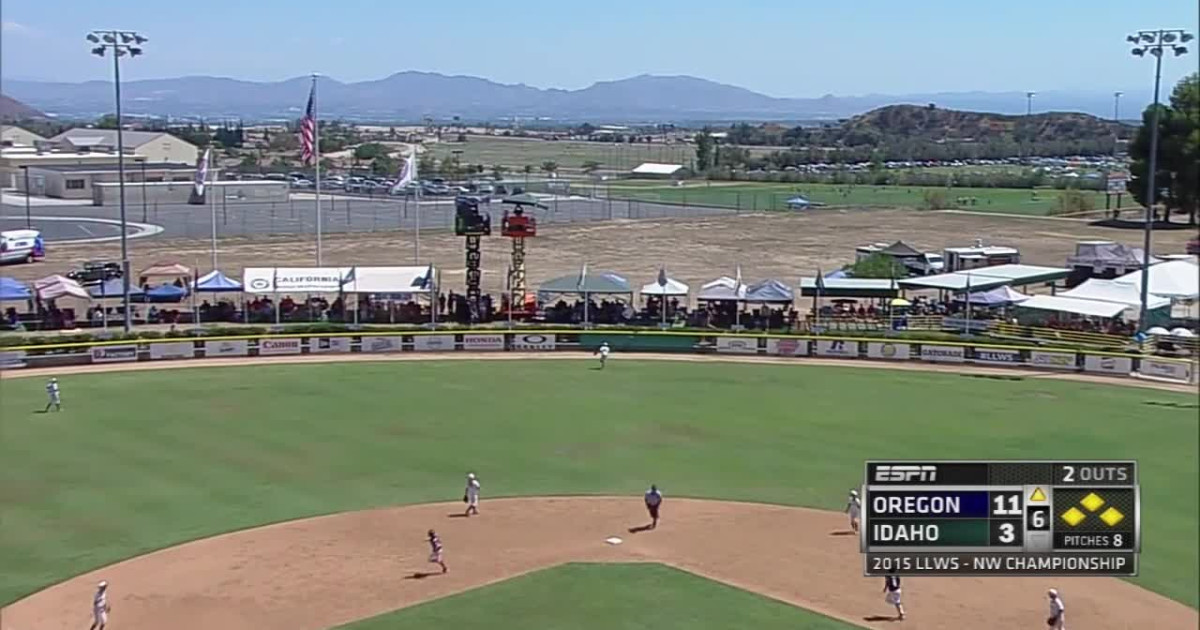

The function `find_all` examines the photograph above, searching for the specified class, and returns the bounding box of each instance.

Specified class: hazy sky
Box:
[2,0,1197,96]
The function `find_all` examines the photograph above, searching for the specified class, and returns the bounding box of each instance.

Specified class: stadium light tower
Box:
[1113,91,1123,121]
[87,29,148,333]
[1127,28,1193,333]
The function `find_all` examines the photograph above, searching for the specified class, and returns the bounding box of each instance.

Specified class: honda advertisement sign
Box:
[1083,354,1133,375]
[511,333,556,351]
[413,335,455,352]
[205,339,249,357]
[1030,350,1077,370]
[815,339,857,357]
[91,344,139,363]
[258,338,302,356]
[766,338,809,356]
[310,337,351,354]
[972,348,1023,365]
[920,344,965,363]
[462,333,505,351]
[149,341,195,361]
[867,342,910,360]
[362,336,402,353]
[715,336,757,354]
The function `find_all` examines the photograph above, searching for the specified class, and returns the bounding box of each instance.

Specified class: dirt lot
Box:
[6,208,1193,296]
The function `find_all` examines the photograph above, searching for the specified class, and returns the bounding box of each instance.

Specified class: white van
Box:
[0,229,45,264]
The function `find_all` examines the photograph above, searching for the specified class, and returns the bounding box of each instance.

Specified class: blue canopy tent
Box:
[743,279,795,303]
[87,278,145,300]
[193,270,243,292]
[144,283,188,303]
[0,277,31,301]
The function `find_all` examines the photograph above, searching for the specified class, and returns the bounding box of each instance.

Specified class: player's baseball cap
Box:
[850,489,858,496]
[98,581,107,589]
[1048,588,1058,596]
[467,473,475,479]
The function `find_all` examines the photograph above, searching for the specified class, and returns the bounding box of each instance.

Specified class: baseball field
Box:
[1,356,1197,629]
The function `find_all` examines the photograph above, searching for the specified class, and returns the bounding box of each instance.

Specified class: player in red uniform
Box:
[428,529,447,573]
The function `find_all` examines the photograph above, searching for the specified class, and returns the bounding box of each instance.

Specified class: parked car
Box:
[66,260,121,286]
[0,229,45,265]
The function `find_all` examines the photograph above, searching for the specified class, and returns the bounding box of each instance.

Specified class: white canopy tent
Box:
[33,275,91,301]
[1114,260,1199,299]
[696,277,746,301]
[640,278,690,297]
[1061,279,1170,310]
[243,266,435,325]
[1018,295,1129,318]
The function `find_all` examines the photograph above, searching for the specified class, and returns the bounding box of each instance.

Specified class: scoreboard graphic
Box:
[861,460,1139,576]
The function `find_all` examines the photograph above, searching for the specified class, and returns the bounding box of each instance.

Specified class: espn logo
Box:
[874,465,938,482]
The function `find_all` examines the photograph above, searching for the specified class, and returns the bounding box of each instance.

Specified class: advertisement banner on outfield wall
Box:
[149,341,195,360]
[310,337,351,353]
[362,336,402,353]
[1083,355,1133,375]
[91,344,139,363]
[0,350,28,370]
[205,339,249,357]
[259,338,302,356]
[511,333,556,351]
[867,342,910,360]
[920,344,965,363]
[1138,358,1194,383]
[462,333,505,351]
[767,338,809,356]
[715,336,758,354]
[413,335,455,352]
[815,339,857,357]
[1029,350,1077,370]
[972,348,1023,365]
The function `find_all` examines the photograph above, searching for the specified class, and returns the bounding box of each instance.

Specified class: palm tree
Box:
[540,160,559,176]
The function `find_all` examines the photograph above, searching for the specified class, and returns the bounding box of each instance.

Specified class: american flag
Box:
[299,81,316,164]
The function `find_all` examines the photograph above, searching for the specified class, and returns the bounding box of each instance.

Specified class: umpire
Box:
[644,484,663,530]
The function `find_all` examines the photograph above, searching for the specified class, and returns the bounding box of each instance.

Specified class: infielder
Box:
[594,342,610,369]
[428,529,447,573]
[1047,588,1065,629]
[44,377,61,412]
[463,472,481,517]
[883,572,905,620]
[89,580,110,630]
[644,484,663,529]
[846,489,862,534]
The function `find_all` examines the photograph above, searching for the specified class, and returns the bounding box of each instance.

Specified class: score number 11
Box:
[989,491,1024,546]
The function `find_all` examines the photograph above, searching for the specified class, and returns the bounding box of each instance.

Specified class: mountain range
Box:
[1,72,1148,122]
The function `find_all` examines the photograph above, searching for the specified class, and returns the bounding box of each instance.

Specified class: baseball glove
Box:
[1046,617,1055,626]
[462,494,468,503]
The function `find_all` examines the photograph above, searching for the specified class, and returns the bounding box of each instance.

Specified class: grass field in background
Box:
[601,181,1118,215]
[339,563,858,630]
[1,361,1195,606]
[429,136,692,171]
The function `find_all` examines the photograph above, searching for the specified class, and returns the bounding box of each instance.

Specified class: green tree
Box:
[94,114,120,129]
[540,160,558,175]
[694,131,715,171]
[353,142,388,161]
[418,153,437,177]
[522,164,533,175]
[1128,73,1199,223]
[371,155,398,177]
[491,164,509,180]
[1052,189,1096,216]
[581,160,602,176]
[847,253,906,279]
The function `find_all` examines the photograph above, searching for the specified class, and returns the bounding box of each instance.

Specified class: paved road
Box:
[1,195,733,241]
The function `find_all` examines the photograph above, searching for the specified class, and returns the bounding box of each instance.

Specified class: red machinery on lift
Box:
[500,193,546,319]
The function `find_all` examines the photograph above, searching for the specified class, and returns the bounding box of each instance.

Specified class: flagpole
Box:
[312,73,323,267]
[208,150,217,270]
[964,271,972,335]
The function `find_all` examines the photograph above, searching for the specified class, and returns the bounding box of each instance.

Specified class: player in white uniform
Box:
[44,377,61,412]
[90,580,110,630]
[1047,588,1065,629]
[594,342,611,369]
[644,484,663,529]
[464,472,481,517]
[883,573,904,620]
[846,489,862,534]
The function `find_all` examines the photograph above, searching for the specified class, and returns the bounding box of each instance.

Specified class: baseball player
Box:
[644,484,663,529]
[846,489,862,534]
[1047,588,1065,629]
[428,529,447,573]
[463,472,481,517]
[44,377,61,412]
[89,580,110,630]
[883,572,905,620]
[594,341,611,369]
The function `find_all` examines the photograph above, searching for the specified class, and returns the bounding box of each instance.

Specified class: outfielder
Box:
[44,377,61,412]
[846,489,862,534]
[644,484,663,529]
[883,572,905,620]
[89,580,110,630]
[1047,588,1065,629]
[428,529,447,573]
[594,342,610,369]
[463,472,481,517]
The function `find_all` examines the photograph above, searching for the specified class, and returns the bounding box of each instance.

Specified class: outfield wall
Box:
[1,331,1195,385]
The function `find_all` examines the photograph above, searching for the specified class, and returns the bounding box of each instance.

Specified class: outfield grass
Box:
[339,563,857,630]
[1,361,1195,606]
[602,181,1117,216]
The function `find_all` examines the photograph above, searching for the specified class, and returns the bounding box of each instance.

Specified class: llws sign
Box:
[204,340,248,357]
[511,334,555,350]
[715,336,757,354]
[258,338,302,355]
[91,345,138,363]
[972,349,1022,365]
[867,342,910,360]
[815,339,857,357]
[767,338,809,356]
